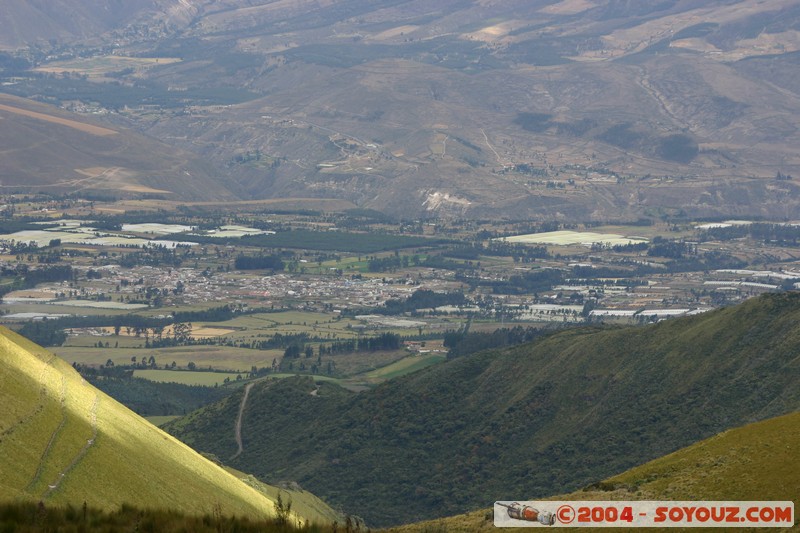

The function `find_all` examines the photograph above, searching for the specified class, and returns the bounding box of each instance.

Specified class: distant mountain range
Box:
[0,0,191,50]
[166,292,800,527]
[2,1,800,217]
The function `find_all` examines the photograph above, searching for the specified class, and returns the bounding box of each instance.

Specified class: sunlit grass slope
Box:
[223,465,342,525]
[0,327,319,523]
[387,411,800,532]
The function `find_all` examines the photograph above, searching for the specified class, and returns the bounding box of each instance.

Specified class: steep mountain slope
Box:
[0,0,196,50]
[0,326,317,522]
[125,0,800,218]
[4,1,800,216]
[389,411,800,532]
[166,292,800,526]
[0,94,238,200]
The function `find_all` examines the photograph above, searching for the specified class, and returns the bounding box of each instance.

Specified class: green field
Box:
[359,354,446,380]
[63,335,145,348]
[54,345,281,371]
[256,352,446,389]
[134,369,243,386]
[1,303,135,317]
[198,311,363,345]
[145,415,181,427]
[35,56,182,78]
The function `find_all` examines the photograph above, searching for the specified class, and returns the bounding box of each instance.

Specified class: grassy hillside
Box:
[0,326,330,525]
[388,411,800,532]
[166,292,800,527]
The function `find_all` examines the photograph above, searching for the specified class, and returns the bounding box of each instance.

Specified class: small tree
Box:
[274,492,292,526]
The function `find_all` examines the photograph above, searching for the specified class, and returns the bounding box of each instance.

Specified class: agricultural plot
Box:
[695,220,754,230]
[63,334,143,349]
[211,311,363,341]
[189,326,238,338]
[121,223,194,235]
[266,351,446,389]
[54,300,148,310]
[1,302,133,317]
[35,55,180,72]
[3,312,71,320]
[0,229,82,247]
[355,315,427,328]
[133,370,242,387]
[190,225,270,238]
[144,415,181,427]
[517,303,585,322]
[54,345,281,372]
[358,353,447,381]
[237,229,445,253]
[500,230,647,246]
[0,225,197,248]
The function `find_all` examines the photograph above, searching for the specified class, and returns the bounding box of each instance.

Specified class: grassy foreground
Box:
[0,501,338,533]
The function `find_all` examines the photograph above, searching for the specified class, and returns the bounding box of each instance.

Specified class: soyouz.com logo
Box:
[493,501,794,527]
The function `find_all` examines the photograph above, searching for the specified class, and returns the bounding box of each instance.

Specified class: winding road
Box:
[230,382,254,460]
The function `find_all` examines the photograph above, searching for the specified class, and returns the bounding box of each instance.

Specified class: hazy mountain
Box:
[166,292,800,526]
[0,94,239,200]
[0,0,188,50]
[3,0,800,217]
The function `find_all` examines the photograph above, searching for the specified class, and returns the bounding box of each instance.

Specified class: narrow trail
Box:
[43,394,99,500]
[230,382,254,461]
[25,376,67,494]
[636,66,682,128]
[481,128,505,166]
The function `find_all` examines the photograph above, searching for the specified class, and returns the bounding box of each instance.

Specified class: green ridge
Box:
[388,411,800,532]
[166,293,800,527]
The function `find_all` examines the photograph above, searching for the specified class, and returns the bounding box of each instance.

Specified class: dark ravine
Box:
[166,292,800,527]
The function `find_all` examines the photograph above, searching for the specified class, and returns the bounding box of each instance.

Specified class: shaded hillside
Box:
[0,94,239,201]
[0,326,323,524]
[167,292,800,526]
[388,411,800,532]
